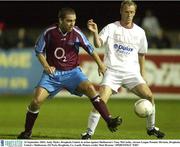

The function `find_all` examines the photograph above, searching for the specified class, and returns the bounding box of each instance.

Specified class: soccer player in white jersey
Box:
[81,0,165,139]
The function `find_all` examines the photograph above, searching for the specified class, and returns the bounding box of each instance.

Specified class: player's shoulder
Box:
[73,26,85,37]
[73,26,83,33]
[133,23,145,34]
[43,23,58,35]
[102,21,119,31]
[105,21,119,28]
[73,26,81,31]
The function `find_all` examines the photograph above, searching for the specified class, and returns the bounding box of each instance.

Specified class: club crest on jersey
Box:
[67,37,80,46]
[61,38,66,41]
[114,43,133,55]
[67,40,74,46]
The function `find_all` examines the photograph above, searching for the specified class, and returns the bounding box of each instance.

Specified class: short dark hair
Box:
[58,7,76,19]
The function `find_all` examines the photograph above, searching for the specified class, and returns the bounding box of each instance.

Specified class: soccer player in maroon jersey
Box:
[17,7,122,139]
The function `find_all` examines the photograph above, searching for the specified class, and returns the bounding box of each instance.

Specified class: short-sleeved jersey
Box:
[99,21,148,73]
[35,24,94,71]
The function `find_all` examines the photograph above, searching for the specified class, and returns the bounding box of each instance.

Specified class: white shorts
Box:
[101,68,146,93]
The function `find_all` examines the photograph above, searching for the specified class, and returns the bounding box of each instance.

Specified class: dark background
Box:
[0,1,179,30]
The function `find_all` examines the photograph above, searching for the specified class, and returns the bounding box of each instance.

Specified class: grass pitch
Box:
[0,95,179,139]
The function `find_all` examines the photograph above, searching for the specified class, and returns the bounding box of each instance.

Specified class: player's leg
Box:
[17,87,49,139]
[65,67,122,135]
[131,83,153,103]
[131,84,165,138]
[131,84,155,129]
[77,80,121,131]
[81,85,113,139]
[81,68,124,139]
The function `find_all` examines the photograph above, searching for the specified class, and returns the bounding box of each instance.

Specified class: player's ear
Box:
[59,18,62,24]
[120,8,122,15]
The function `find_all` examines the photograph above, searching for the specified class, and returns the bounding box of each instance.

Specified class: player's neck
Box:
[58,24,68,35]
[120,20,133,29]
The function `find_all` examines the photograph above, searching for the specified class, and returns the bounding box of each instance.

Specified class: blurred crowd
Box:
[141,10,172,49]
[0,10,180,50]
[0,22,34,50]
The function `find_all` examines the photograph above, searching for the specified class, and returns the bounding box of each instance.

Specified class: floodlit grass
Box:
[0,95,179,139]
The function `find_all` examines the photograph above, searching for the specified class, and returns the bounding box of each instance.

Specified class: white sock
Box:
[146,104,155,130]
[86,111,101,135]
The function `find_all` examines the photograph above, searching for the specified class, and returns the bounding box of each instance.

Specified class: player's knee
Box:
[78,82,97,98]
[85,83,96,93]
[31,98,42,109]
[145,92,154,102]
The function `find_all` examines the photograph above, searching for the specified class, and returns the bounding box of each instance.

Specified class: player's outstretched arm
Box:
[87,19,102,48]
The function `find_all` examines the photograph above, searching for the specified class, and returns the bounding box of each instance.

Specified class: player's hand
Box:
[98,63,107,76]
[44,66,56,75]
[87,19,98,33]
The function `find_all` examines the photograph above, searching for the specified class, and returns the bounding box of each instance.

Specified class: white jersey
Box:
[99,21,148,73]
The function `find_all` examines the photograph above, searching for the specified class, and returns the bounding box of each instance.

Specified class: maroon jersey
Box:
[35,24,94,70]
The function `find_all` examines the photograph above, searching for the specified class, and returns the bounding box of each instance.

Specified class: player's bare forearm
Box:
[138,53,146,78]
[37,53,55,74]
[91,52,106,76]
[37,53,50,69]
[93,32,102,48]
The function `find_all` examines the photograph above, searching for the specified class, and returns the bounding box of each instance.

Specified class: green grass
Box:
[0,95,179,139]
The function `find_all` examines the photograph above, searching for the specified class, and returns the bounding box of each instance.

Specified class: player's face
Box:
[120,4,136,24]
[60,14,76,33]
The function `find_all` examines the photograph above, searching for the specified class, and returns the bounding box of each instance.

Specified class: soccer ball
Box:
[134,99,153,118]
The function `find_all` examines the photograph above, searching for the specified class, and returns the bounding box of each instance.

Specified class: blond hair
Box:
[120,0,137,11]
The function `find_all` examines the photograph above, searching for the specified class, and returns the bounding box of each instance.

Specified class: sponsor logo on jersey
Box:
[114,44,133,55]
